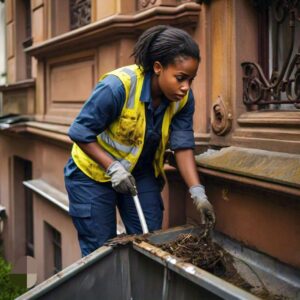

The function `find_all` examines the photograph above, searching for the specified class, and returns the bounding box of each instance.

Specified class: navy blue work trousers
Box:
[64,166,164,257]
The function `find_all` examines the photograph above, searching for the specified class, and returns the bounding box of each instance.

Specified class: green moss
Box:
[0,256,27,300]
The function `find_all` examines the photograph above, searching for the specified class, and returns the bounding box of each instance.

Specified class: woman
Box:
[64,25,215,256]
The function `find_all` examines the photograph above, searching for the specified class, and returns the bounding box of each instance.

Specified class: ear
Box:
[153,61,163,76]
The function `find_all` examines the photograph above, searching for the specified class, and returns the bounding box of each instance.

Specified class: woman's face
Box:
[153,56,199,102]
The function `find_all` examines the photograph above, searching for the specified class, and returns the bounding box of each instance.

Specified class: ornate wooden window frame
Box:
[242,0,300,111]
[234,1,300,154]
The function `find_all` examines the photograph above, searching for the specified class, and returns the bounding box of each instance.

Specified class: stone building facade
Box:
[0,0,299,284]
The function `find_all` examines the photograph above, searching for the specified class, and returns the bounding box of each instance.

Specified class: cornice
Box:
[0,79,35,92]
[25,3,201,59]
[0,121,71,145]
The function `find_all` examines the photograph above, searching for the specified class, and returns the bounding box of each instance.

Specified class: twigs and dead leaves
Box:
[155,228,287,300]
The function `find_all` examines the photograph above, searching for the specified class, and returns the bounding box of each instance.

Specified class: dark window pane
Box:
[52,227,62,274]
[70,0,91,30]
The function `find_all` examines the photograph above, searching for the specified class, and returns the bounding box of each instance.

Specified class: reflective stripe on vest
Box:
[98,131,140,156]
[122,68,136,109]
[71,64,189,182]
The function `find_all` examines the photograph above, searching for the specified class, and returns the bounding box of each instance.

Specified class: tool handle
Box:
[132,195,149,234]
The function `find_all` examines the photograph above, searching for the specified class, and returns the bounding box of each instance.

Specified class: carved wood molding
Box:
[211,96,232,136]
[136,0,203,10]
[235,110,300,153]
[137,0,158,10]
[25,2,201,58]
[237,111,300,127]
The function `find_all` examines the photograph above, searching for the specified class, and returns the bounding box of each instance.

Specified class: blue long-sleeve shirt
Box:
[66,71,195,175]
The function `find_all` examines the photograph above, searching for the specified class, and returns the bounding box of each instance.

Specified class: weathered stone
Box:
[196,146,300,188]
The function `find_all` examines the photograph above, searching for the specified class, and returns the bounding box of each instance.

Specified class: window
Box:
[12,157,34,259]
[44,223,62,277]
[16,0,32,80]
[70,0,91,30]
[23,0,32,78]
[50,0,91,37]
[242,1,300,111]
[24,161,34,257]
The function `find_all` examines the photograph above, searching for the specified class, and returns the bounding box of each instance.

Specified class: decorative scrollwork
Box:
[70,0,91,30]
[137,0,157,9]
[141,0,150,7]
[242,0,300,109]
[211,96,232,136]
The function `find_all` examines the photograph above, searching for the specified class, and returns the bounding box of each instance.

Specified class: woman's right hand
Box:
[106,161,137,195]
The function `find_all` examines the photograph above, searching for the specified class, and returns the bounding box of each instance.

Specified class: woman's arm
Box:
[69,76,125,168]
[175,148,216,225]
[174,148,200,188]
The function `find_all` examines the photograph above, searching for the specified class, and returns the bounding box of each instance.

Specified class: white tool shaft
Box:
[132,195,149,234]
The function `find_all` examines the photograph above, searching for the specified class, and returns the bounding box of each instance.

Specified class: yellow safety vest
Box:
[71,64,189,182]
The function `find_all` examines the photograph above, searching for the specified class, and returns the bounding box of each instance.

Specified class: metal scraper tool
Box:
[132,192,149,234]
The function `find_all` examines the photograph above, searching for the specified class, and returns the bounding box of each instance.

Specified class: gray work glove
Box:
[106,161,137,195]
[189,184,216,226]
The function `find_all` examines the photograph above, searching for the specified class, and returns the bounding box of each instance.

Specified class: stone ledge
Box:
[196,146,300,189]
[0,120,71,144]
[23,179,69,212]
[0,79,35,92]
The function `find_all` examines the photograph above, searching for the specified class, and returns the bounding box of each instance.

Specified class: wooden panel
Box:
[93,0,116,20]
[118,38,135,67]
[3,90,33,114]
[118,0,135,14]
[32,6,45,43]
[193,7,209,136]
[36,60,45,115]
[210,0,233,139]
[51,0,70,37]
[32,0,44,10]
[7,57,16,83]
[203,175,300,268]
[97,43,117,77]
[6,22,14,59]
[49,60,95,103]
[6,0,13,23]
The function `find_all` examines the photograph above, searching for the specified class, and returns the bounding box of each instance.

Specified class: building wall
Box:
[0,133,79,271]
[0,1,6,86]
[0,0,299,284]
[34,194,80,283]
[0,1,6,115]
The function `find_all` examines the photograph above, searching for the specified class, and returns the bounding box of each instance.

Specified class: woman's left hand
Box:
[189,184,216,226]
